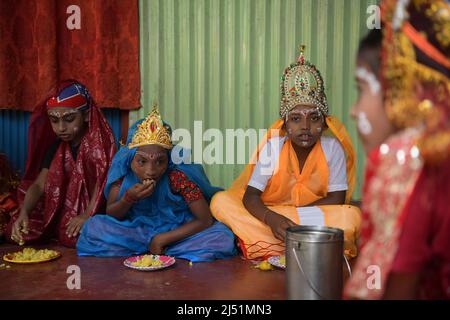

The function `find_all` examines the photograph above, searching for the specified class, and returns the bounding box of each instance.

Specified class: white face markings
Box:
[286,106,325,144]
[380,143,390,155]
[286,106,325,129]
[289,107,323,120]
[357,111,373,135]
[47,110,79,119]
[136,150,166,160]
[355,67,381,95]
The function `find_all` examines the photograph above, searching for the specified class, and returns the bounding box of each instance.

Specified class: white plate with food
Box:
[123,254,175,271]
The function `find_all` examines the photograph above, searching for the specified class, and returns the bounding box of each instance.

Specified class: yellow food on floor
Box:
[11,248,58,261]
[254,260,274,271]
[279,255,286,266]
[132,255,163,267]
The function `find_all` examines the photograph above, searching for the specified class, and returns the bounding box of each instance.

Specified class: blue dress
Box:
[76,120,237,262]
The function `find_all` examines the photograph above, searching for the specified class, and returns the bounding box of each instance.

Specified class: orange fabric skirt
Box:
[211,190,361,260]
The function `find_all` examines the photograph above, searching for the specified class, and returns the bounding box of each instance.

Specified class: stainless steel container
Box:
[286,225,347,300]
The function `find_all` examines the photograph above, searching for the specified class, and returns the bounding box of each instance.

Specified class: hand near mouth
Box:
[127,180,156,201]
[142,179,156,186]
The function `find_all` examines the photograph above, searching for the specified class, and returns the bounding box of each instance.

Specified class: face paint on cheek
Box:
[316,127,322,133]
[357,112,372,135]
[355,67,381,95]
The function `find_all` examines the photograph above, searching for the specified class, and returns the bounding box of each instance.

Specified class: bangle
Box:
[123,191,138,204]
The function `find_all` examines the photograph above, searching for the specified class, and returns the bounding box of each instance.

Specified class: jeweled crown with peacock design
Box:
[280,45,329,119]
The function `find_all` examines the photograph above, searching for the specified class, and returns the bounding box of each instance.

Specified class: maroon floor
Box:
[0,243,286,300]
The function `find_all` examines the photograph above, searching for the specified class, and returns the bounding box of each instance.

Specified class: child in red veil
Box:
[5,80,116,247]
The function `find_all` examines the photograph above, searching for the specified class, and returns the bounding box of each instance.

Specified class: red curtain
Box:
[0,0,141,111]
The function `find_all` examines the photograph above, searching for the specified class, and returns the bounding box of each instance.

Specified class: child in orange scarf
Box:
[211,47,361,260]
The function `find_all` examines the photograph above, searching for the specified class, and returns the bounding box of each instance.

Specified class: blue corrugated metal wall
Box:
[0,110,30,176]
[103,109,122,147]
[0,109,122,176]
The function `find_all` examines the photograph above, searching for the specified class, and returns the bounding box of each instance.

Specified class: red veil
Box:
[5,80,117,247]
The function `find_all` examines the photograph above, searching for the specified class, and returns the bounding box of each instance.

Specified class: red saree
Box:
[5,81,117,247]
[344,129,450,299]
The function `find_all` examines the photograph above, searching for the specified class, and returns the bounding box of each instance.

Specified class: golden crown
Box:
[128,104,173,149]
[280,45,329,119]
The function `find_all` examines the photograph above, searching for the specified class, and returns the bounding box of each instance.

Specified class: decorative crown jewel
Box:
[128,104,173,149]
[280,45,329,119]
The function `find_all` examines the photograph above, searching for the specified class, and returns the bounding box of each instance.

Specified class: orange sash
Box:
[228,116,356,204]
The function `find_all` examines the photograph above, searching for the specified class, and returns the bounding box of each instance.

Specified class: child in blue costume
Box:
[77,106,237,262]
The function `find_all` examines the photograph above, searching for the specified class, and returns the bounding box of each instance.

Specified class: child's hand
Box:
[65,214,89,238]
[265,211,296,241]
[127,180,156,201]
[149,234,166,255]
[11,210,29,245]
